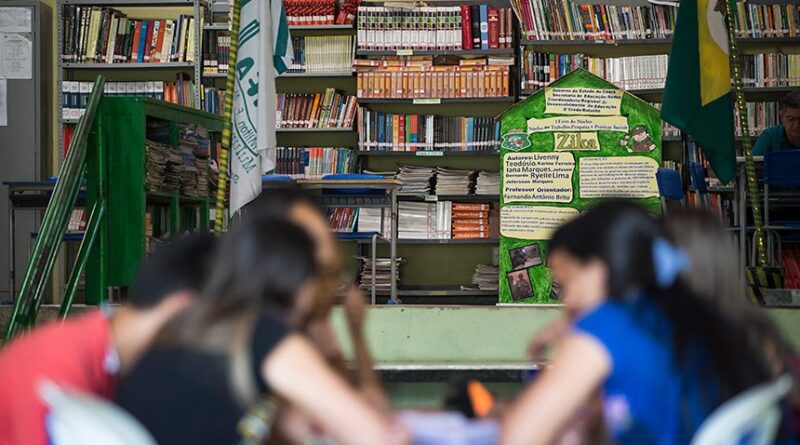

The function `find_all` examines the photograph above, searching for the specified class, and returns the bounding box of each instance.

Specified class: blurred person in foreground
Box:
[0,233,216,445]
[665,210,800,438]
[245,188,388,443]
[501,201,774,445]
[115,217,409,445]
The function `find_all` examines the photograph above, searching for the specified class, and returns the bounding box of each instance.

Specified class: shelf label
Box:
[413,98,442,105]
[396,49,413,56]
[416,150,444,157]
[424,195,439,202]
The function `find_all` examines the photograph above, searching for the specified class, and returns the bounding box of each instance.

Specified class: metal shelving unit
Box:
[353,150,499,157]
[357,48,514,57]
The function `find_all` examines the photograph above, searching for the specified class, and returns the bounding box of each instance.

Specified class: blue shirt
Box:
[754,126,800,155]
[574,299,717,445]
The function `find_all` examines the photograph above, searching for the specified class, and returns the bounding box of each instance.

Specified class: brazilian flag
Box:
[661,0,736,184]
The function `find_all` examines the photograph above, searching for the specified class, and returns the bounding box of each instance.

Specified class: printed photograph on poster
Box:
[507,269,534,301]
[620,125,657,153]
[509,243,543,270]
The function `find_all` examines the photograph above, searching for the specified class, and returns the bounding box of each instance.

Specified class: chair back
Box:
[40,380,157,445]
[689,161,709,210]
[690,374,793,445]
[656,168,685,212]
[763,150,800,188]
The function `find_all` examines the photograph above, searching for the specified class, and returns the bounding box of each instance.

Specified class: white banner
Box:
[229,0,292,214]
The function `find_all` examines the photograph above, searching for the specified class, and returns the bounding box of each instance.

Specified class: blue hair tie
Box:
[652,238,690,288]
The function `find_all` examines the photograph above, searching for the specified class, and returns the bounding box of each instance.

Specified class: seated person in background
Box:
[115,218,409,445]
[501,201,774,445]
[754,90,800,155]
[0,233,215,445]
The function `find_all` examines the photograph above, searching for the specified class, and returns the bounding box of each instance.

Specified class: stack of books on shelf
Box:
[356,5,514,51]
[511,1,677,40]
[354,56,510,99]
[62,79,196,118]
[475,171,500,195]
[451,203,491,239]
[735,101,781,136]
[285,0,337,26]
[521,51,668,91]
[734,3,800,38]
[357,110,501,152]
[60,6,200,63]
[276,89,358,128]
[358,257,401,291]
[357,207,393,236]
[178,124,211,198]
[328,208,360,233]
[398,202,452,239]
[144,138,182,194]
[434,168,474,195]
[203,34,230,74]
[396,165,435,196]
[740,53,800,87]
[272,147,355,179]
[469,264,499,291]
[201,86,226,115]
[67,209,87,233]
[289,35,354,73]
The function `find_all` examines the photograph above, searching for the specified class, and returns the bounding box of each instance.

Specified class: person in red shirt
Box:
[0,233,216,445]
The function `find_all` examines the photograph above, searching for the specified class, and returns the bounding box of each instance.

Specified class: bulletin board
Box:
[498,68,662,304]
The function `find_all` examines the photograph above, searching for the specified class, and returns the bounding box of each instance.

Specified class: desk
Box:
[4,182,86,302]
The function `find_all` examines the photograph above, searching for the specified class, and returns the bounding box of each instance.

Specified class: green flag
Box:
[661,0,736,184]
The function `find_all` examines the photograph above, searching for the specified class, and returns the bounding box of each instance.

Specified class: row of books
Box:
[203,34,231,74]
[521,51,799,92]
[394,202,496,239]
[356,6,514,51]
[357,110,501,152]
[67,209,87,233]
[61,79,195,119]
[201,86,226,116]
[521,51,667,91]
[328,208,359,233]
[289,35,354,74]
[734,3,800,38]
[285,0,355,26]
[740,53,800,87]
[271,147,356,179]
[355,60,511,98]
[276,90,358,129]
[734,101,780,136]
[511,1,677,41]
[60,6,198,63]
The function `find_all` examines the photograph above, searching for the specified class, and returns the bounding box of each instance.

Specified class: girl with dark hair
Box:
[115,218,408,445]
[501,201,773,445]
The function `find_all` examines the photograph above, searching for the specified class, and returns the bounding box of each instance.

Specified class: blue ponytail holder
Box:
[652,238,690,288]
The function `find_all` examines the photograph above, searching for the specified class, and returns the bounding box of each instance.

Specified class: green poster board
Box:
[498,69,662,304]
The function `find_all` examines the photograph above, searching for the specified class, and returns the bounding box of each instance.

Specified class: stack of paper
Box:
[195,158,209,197]
[398,201,451,239]
[178,123,211,158]
[471,264,499,291]
[357,207,393,238]
[435,168,474,195]
[358,257,401,291]
[475,171,500,195]
[144,139,170,192]
[397,165,435,196]
[162,151,184,194]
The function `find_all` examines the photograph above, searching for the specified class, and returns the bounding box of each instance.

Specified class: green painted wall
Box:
[332,306,800,363]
